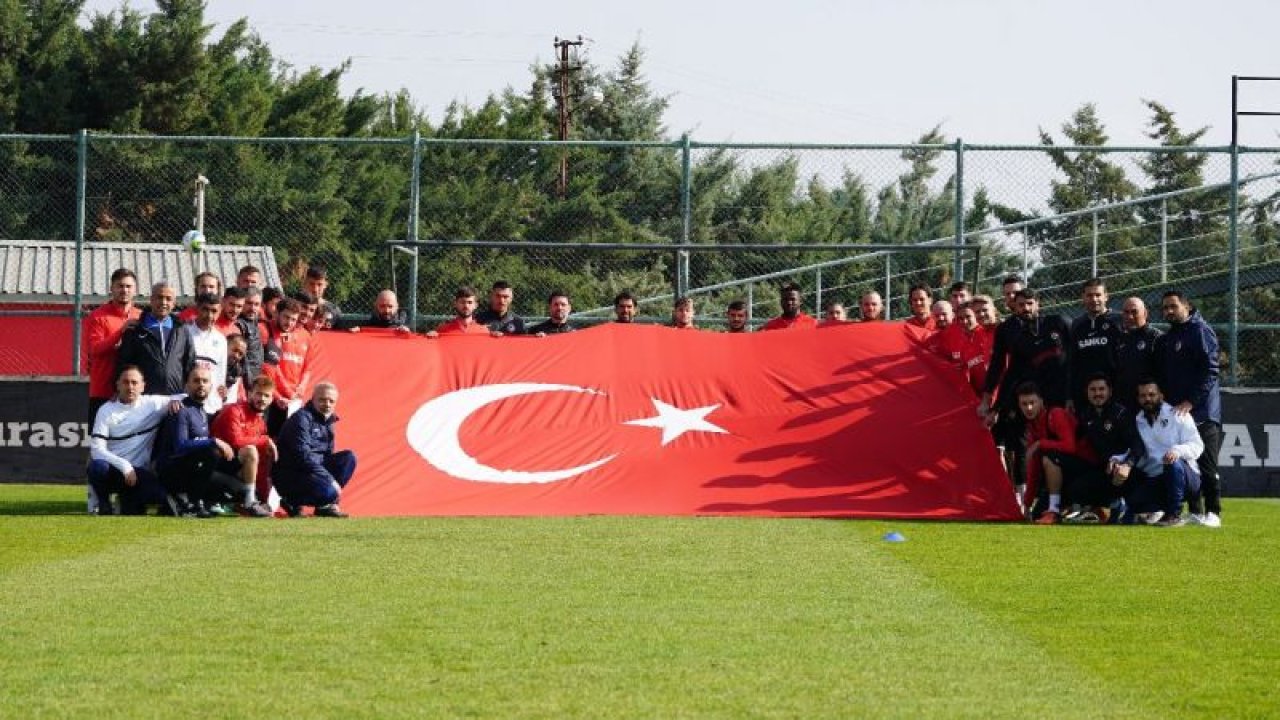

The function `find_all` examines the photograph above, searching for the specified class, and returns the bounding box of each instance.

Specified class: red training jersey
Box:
[86,301,140,399]
[434,318,491,336]
[210,401,272,454]
[761,313,818,331]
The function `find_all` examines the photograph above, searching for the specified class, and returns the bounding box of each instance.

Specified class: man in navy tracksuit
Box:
[153,366,236,517]
[1155,290,1222,527]
[1068,279,1123,412]
[273,381,356,517]
[1114,297,1162,410]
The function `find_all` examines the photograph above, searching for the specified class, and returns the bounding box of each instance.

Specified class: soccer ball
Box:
[181,229,206,253]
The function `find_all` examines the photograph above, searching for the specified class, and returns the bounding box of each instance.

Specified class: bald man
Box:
[859,291,885,322]
[1114,296,1161,409]
[348,289,410,333]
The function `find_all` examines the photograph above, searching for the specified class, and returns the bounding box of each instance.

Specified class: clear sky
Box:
[83,0,1280,147]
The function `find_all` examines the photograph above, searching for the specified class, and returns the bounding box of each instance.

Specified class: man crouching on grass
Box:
[272,381,356,518]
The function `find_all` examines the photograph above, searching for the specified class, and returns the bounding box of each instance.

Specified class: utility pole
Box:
[552,36,583,197]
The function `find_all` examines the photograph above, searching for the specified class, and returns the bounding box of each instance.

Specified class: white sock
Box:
[1049,494,1061,512]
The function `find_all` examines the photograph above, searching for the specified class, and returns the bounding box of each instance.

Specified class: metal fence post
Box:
[954,138,965,281]
[1091,211,1099,278]
[1160,198,1168,284]
[407,130,422,330]
[746,284,754,325]
[71,129,88,375]
[1227,144,1240,385]
[884,253,892,320]
[677,134,693,299]
[814,267,823,315]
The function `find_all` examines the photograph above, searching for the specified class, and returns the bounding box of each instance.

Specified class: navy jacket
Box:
[275,404,340,485]
[475,308,525,335]
[236,314,264,387]
[1114,324,1162,408]
[153,397,214,468]
[117,310,196,395]
[1156,309,1221,424]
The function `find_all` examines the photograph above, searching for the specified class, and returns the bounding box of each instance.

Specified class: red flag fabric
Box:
[306,323,1021,520]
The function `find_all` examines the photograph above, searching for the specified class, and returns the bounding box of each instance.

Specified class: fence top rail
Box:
[388,240,974,252]
[2,131,1280,154]
[962,168,1280,239]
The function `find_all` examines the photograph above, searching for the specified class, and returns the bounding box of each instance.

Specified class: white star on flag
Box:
[624,398,729,446]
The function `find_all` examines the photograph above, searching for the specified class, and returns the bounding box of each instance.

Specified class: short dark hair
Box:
[195,292,221,307]
[1013,288,1038,302]
[288,290,317,306]
[727,300,747,312]
[1135,376,1161,392]
[1084,371,1112,387]
[226,333,246,346]
[237,265,262,279]
[222,286,247,300]
[674,296,693,309]
[546,290,569,304]
[780,282,802,294]
[614,290,635,305]
[305,265,328,280]
[908,284,932,298]
[1015,380,1041,398]
[262,287,283,304]
[109,268,137,285]
[278,298,302,315]
[1162,289,1188,304]
[949,281,972,294]
[454,286,477,300]
[116,364,143,382]
[1082,277,1106,292]
[491,280,513,291]
[1001,275,1024,287]
[194,271,221,288]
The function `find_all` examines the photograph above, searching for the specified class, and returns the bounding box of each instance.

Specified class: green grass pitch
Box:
[2,484,1277,718]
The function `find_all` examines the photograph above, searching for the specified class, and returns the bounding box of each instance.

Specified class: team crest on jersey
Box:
[1104,421,1113,431]
[1175,341,1182,351]
[1161,418,1169,427]
[1137,341,1146,350]
[1050,332,1060,342]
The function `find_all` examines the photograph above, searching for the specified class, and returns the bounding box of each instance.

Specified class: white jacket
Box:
[1111,402,1204,478]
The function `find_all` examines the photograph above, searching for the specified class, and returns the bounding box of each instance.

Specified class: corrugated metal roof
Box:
[0,240,282,301]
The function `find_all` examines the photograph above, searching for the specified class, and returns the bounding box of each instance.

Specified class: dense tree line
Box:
[1,1,1277,379]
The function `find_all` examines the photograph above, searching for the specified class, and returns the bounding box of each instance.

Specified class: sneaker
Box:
[1107,498,1127,525]
[193,500,214,519]
[1201,512,1222,528]
[1158,514,1188,527]
[1075,508,1103,524]
[1035,510,1061,525]
[206,502,230,517]
[236,502,272,518]
[1136,511,1165,525]
[279,500,304,518]
[314,504,348,518]
[166,495,197,518]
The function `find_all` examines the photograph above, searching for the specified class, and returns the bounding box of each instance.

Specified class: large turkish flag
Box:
[306,323,1020,520]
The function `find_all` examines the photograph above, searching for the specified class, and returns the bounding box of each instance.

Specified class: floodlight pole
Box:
[193,174,209,233]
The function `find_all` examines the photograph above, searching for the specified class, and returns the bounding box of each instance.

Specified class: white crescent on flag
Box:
[406,383,618,484]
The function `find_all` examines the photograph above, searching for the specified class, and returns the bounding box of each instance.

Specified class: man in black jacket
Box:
[116,281,196,395]
[1068,278,1123,412]
[1114,296,1161,409]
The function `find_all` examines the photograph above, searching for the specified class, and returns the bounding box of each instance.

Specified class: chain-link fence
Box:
[1,133,1278,385]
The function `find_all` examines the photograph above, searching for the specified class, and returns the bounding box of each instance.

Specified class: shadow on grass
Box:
[0,499,88,516]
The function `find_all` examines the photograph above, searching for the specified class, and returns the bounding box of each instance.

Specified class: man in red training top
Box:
[427,286,495,337]
[261,298,316,436]
[1017,381,1082,524]
[211,374,278,517]
[761,283,817,331]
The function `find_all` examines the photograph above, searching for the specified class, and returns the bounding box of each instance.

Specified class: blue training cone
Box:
[882,531,906,543]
